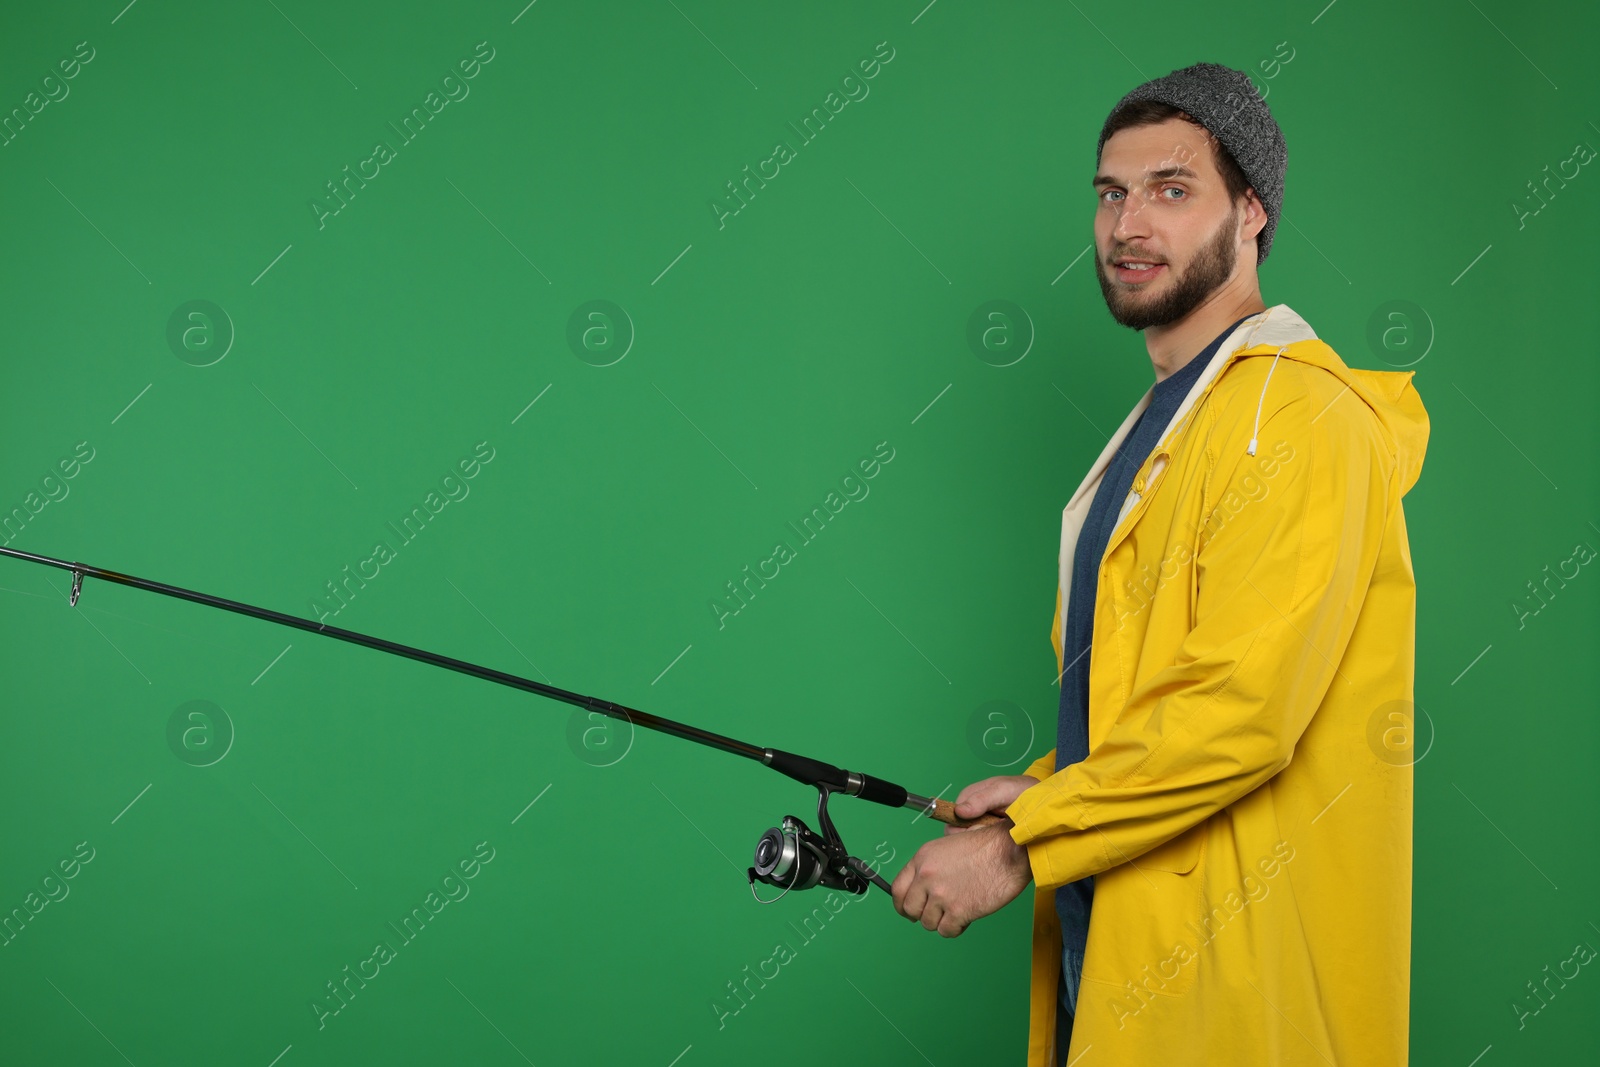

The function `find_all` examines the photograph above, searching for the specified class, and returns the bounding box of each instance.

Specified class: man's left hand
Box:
[890,820,1033,938]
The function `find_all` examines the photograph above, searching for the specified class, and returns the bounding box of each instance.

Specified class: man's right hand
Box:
[943,775,1042,835]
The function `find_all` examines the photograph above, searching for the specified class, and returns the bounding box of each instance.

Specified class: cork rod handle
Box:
[928,797,1009,830]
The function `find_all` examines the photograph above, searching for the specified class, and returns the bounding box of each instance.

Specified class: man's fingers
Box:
[901,883,927,922]
[955,777,1012,818]
[892,862,926,922]
[890,862,913,917]
[953,778,997,818]
[920,900,943,933]
[955,775,1036,819]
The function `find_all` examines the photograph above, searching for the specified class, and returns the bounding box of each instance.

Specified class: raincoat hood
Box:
[1215,304,1430,495]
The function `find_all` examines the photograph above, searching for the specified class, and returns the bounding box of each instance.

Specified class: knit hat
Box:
[1096,62,1287,265]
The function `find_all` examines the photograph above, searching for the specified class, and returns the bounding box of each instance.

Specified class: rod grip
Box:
[928,797,1009,830]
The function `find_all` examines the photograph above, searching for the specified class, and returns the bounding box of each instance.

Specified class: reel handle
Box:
[928,798,1009,830]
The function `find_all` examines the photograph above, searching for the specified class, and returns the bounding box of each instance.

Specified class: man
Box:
[891,62,1429,1065]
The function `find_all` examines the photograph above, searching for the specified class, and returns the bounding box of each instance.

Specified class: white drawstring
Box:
[1246,348,1287,456]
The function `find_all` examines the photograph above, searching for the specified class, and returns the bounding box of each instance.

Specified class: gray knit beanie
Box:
[1096,62,1287,265]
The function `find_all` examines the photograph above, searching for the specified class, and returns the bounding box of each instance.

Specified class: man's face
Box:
[1092,118,1251,330]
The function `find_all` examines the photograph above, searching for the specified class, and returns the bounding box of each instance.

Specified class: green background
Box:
[2,1,1596,1064]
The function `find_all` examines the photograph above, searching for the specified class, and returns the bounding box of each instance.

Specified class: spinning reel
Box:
[748,784,893,901]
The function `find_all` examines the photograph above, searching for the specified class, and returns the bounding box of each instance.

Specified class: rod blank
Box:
[0,545,1015,829]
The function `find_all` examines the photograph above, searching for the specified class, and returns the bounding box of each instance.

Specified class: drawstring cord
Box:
[1246,347,1288,456]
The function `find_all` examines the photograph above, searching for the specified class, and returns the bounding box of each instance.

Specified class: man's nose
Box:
[1112,189,1154,244]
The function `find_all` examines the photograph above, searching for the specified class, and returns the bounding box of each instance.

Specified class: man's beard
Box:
[1095,203,1241,331]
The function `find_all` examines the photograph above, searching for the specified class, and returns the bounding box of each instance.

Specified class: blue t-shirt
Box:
[1053,313,1254,1031]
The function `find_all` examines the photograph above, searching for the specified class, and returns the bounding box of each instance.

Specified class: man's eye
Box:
[1162,187,1186,200]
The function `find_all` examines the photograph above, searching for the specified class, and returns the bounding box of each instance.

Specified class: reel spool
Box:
[748,786,892,902]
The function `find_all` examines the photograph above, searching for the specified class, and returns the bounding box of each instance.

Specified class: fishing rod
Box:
[0,544,1004,903]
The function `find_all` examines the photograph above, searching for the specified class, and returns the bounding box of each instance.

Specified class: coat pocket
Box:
[1132,823,1204,874]
[1078,829,1207,1001]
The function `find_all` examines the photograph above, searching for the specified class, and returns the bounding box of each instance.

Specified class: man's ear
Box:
[1237,189,1267,267]
[1240,188,1268,245]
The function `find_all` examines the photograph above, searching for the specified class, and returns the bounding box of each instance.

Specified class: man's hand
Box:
[890,820,1033,938]
[943,774,1041,836]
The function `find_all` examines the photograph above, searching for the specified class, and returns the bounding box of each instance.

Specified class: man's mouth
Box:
[1114,260,1166,283]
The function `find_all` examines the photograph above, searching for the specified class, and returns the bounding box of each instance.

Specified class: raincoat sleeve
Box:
[1005,378,1390,890]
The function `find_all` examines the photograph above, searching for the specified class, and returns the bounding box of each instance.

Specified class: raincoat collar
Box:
[1059,302,1430,625]
[1068,302,1429,520]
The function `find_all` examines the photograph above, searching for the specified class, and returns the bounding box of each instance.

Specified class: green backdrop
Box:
[2,1,1596,1064]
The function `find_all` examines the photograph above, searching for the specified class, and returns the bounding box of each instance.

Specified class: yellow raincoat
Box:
[1005,303,1429,1065]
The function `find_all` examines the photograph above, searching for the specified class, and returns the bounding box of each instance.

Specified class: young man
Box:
[890,62,1429,1065]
